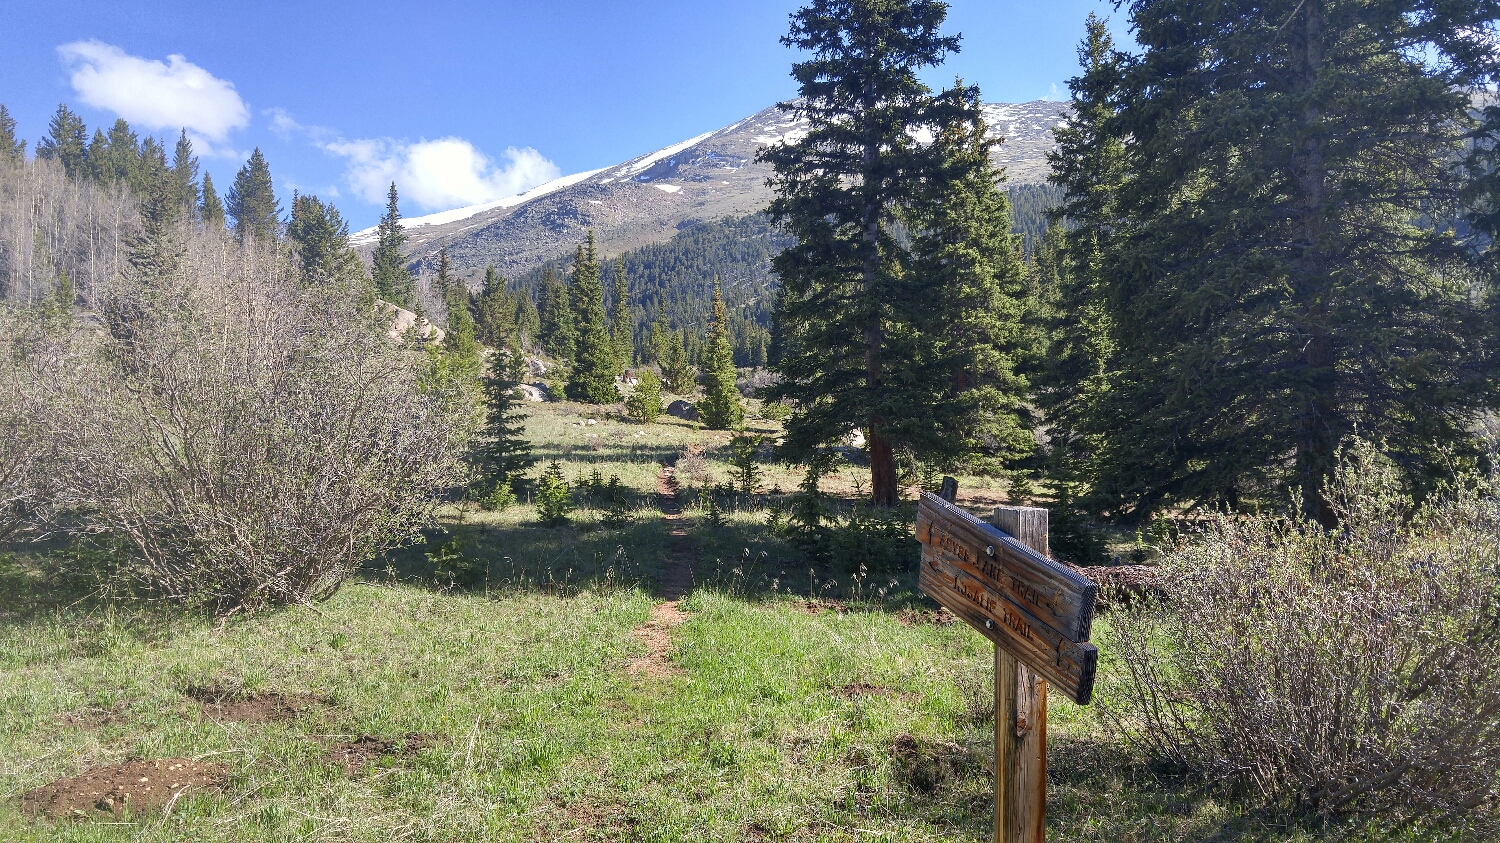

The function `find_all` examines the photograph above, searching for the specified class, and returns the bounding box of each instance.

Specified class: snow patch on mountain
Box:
[613,131,715,180]
[351,166,606,245]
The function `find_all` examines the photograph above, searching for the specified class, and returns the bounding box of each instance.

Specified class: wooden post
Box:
[992,506,1049,843]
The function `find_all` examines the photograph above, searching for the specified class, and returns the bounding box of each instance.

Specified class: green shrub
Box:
[1109,439,1500,830]
[728,432,763,496]
[477,478,517,511]
[757,400,792,422]
[625,371,663,422]
[601,475,632,529]
[535,461,574,526]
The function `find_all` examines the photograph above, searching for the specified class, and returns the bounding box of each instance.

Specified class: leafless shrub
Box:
[46,225,478,611]
[0,309,82,540]
[675,448,714,487]
[1107,439,1500,830]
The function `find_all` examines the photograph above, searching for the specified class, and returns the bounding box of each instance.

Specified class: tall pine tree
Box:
[170,130,201,214]
[437,246,481,365]
[565,232,618,403]
[0,105,25,166]
[1031,14,1127,496]
[760,0,1030,505]
[537,265,577,361]
[1072,0,1500,524]
[698,284,744,430]
[200,172,226,229]
[36,105,88,179]
[226,148,280,242]
[371,182,416,309]
[287,193,364,285]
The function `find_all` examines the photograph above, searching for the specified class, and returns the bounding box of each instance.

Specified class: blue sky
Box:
[0,1,1125,230]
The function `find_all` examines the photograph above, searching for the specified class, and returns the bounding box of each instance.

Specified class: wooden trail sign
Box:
[916,492,1099,704]
[916,487,1102,843]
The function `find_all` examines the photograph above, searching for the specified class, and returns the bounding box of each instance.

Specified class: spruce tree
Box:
[1072,0,1500,524]
[371,182,416,308]
[0,105,25,166]
[94,118,142,189]
[170,130,200,214]
[287,193,364,285]
[565,233,618,403]
[36,105,88,178]
[609,257,632,371]
[759,0,1029,505]
[124,143,188,285]
[436,246,481,365]
[1032,14,1126,498]
[698,284,744,430]
[84,129,106,182]
[660,330,695,394]
[475,265,518,347]
[471,336,537,504]
[226,148,280,242]
[199,172,226,229]
[537,265,576,360]
[904,100,1034,473]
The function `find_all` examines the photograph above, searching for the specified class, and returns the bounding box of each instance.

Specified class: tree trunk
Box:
[1290,1,1338,529]
[869,419,898,507]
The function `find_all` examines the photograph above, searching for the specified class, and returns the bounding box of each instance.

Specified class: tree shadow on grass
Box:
[0,539,206,656]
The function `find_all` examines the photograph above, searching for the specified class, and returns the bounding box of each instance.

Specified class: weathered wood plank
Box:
[917,493,1097,643]
[996,506,1048,843]
[919,552,1098,704]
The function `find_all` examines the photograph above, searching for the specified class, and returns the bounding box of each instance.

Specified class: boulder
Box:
[517,383,550,402]
[667,400,699,421]
[526,356,548,377]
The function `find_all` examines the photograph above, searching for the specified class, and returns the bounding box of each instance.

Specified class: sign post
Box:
[916,487,1098,843]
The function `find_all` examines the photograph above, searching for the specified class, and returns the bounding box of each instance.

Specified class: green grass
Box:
[0,401,1472,841]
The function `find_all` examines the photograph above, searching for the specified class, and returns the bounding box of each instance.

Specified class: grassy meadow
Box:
[0,399,1463,842]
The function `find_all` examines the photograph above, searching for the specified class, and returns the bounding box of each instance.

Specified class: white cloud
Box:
[57,40,249,141]
[324,136,561,212]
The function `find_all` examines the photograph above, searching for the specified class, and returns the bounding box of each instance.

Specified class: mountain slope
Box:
[356,100,1069,283]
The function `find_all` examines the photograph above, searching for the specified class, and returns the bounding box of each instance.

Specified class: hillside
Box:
[355,101,1069,283]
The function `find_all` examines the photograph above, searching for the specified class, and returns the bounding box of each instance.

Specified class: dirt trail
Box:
[654,461,695,601]
[624,460,699,677]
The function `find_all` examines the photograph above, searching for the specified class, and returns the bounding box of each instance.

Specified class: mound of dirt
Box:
[20,759,226,820]
[324,734,437,774]
[187,687,321,724]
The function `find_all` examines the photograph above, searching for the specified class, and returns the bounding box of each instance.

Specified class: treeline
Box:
[504,190,1060,367]
[512,214,787,368]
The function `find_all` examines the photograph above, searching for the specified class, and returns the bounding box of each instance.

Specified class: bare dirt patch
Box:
[57,702,127,730]
[324,733,437,774]
[187,686,322,724]
[20,758,226,820]
[834,682,916,702]
[896,606,956,627]
[626,601,692,678]
[799,599,848,615]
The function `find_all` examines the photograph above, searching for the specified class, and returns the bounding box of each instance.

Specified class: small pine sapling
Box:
[601,475,632,529]
[728,432,763,497]
[536,461,574,526]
